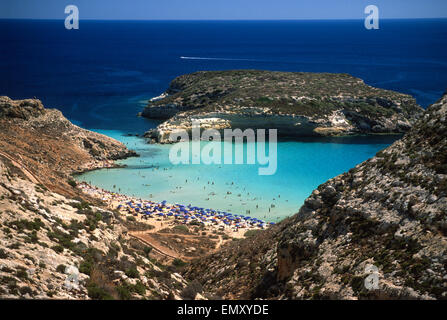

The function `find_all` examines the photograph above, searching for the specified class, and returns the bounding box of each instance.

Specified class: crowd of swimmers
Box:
[78,182,275,231]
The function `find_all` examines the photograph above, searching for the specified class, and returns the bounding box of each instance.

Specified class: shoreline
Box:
[77,182,272,238]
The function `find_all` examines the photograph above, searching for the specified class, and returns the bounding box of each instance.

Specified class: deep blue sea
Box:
[1,19,446,221]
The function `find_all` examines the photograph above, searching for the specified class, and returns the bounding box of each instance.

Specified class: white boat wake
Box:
[180,56,256,61]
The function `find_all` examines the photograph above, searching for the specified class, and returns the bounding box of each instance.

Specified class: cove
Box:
[75,130,400,223]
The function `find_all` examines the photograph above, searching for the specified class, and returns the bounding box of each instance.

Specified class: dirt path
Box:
[0,151,45,186]
[215,235,224,250]
[129,231,184,260]
[129,230,224,261]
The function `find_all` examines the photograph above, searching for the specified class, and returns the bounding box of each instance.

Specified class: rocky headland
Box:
[0,97,210,299]
[141,70,424,143]
[0,96,137,197]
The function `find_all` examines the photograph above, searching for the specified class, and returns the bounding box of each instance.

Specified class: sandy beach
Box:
[78,182,272,239]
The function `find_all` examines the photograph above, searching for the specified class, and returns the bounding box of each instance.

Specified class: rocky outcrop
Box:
[185,91,447,300]
[142,70,424,143]
[0,97,46,119]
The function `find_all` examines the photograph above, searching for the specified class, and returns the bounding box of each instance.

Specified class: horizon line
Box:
[1,17,447,22]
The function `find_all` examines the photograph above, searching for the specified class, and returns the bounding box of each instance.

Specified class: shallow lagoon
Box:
[75,130,400,222]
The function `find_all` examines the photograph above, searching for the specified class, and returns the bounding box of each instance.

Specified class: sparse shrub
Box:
[244,229,261,238]
[2,266,14,273]
[116,285,132,300]
[56,264,66,273]
[69,200,91,211]
[67,179,77,188]
[7,218,44,232]
[15,269,28,280]
[79,260,93,275]
[8,242,21,249]
[143,246,152,257]
[86,268,117,300]
[19,286,34,296]
[26,230,39,243]
[132,281,146,296]
[24,254,35,263]
[125,267,139,279]
[173,225,189,233]
[172,258,187,268]
[87,283,114,300]
[51,245,64,253]
[117,281,146,299]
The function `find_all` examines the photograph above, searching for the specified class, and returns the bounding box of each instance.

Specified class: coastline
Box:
[77,182,271,239]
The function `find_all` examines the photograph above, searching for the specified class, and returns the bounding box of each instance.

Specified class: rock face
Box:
[142,70,424,143]
[0,96,137,197]
[185,91,447,300]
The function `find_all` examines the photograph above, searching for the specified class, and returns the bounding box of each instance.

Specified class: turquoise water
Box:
[75,130,399,222]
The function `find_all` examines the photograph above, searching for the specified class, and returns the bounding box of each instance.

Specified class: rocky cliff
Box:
[0,96,136,197]
[142,70,424,143]
[0,97,198,299]
[185,91,447,300]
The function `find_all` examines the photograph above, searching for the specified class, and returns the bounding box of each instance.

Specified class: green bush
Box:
[116,285,132,300]
[125,267,139,279]
[67,179,77,188]
[172,258,187,268]
[132,281,146,296]
[7,218,44,232]
[143,246,152,256]
[79,260,93,275]
[15,269,28,280]
[26,230,39,243]
[51,245,64,253]
[117,281,146,300]
[47,229,76,250]
[87,283,114,300]
[56,264,66,274]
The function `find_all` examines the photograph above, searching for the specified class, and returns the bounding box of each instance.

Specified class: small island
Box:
[142,70,424,143]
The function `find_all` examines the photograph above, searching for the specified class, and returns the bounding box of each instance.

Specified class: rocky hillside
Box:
[0,162,200,299]
[185,91,447,300]
[142,70,423,143]
[0,96,136,197]
[0,97,206,299]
